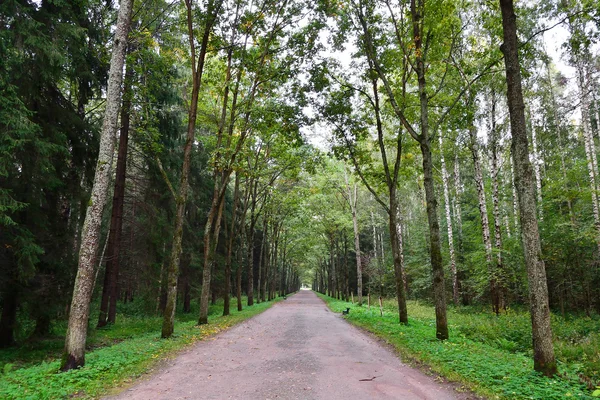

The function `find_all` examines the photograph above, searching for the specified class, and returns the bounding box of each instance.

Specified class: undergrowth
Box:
[0,297,279,399]
[318,293,597,400]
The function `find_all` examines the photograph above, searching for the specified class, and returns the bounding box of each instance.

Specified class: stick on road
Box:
[111,291,472,399]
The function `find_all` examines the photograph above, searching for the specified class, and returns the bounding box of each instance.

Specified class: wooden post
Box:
[351,292,354,304]
[379,296,383,317]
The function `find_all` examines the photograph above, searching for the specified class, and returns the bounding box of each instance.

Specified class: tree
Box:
[62,0,134,370]
[499,0,557,376]
[161,0,223,339]
[0,0,108,350]
[353,0,456,339]
[344,168,364,305]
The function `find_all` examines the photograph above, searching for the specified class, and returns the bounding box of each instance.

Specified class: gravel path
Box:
[110,290,475,399]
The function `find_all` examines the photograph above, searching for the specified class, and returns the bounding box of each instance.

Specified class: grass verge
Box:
[317,293,595,400]
[0,298,279,399]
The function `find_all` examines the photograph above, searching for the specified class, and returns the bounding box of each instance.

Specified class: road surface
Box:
[111,290,475,399]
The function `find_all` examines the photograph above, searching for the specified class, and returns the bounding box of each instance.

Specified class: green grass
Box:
[318,293,597,400]
[0,297,280,399]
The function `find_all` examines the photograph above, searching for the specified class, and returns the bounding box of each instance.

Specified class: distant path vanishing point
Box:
[110,290,476,399]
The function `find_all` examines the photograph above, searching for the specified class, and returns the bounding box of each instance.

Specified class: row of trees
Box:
[0,0,316,370]
[2,0,600,382]
[306,0,600,378]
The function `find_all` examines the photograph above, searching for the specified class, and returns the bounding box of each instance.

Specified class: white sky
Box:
[303,11,593,151]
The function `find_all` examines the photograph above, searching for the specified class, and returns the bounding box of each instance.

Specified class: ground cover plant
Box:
[319,294,597,400]
[0,298,279,399]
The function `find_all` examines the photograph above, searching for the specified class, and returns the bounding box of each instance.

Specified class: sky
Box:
[302,8,592,151]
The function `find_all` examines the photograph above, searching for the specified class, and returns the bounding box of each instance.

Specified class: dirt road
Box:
[111,290,473,399]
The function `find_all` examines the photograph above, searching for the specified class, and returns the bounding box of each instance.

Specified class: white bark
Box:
[489,91,504,308]
[529,113,543,221]
[453,153,463,240]
[439,134,458,305]
[577,61,600,253]
[62,0,133,370]
[545,60,575,226]
[347,180,363,305]
[510,154,519,230]
[469,126,493,264]
[371,211,377,259]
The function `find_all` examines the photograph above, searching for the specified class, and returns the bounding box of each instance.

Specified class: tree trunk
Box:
[262,220,271,303]
[545,60,576,227]
[412,0,448,339]
[510,154,519,230]
[395,205,408,296]
[257,220,265,303]
[349,185,363,305]
[419,138,449,339]
[223,174,241,316]
[61,0,133,370]
[161,0,221,339]
[453,153,463,241]
[390,200,408,324]
[468,122,499,313]
[247,212,256,306]
[344,233,349,301]
[198,187,226,325]
[489,90,505,311]
[97,67,132,328]
[236,259,243,311]
[157,256,167,314]
[528,108,544,221]
[576,61,600,253]
[499,0,557,376]
[439,133,458,305]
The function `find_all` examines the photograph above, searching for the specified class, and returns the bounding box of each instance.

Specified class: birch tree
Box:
[344,169,364,305]
[439,133,458,305]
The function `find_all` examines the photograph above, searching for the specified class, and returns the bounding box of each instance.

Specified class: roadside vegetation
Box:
[319,294,598,400]
[0,298,279,399]
[4,0,600,392]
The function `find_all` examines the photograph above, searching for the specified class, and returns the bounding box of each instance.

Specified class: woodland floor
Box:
[108,290,477,400]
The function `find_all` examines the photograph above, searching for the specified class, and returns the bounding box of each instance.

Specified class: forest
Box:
[1,0,600,398]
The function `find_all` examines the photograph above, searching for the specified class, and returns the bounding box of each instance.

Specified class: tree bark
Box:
[161,0,222,338]
[198,190,225,324]
[351,194,363,305]
[576,61,600,253]
[262,219,271,302]
[468,122,498,313]
[61,0,133,370]
[545,60,575,227]
[412,0,448,339]
[528,108,544,221]
[223,173,241,316]
[97,67,132,328]
[247,183,257,306]
[499,0,557,376]
[489,90,505,311]
[390,200,408,323]
[439,133,458,305]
